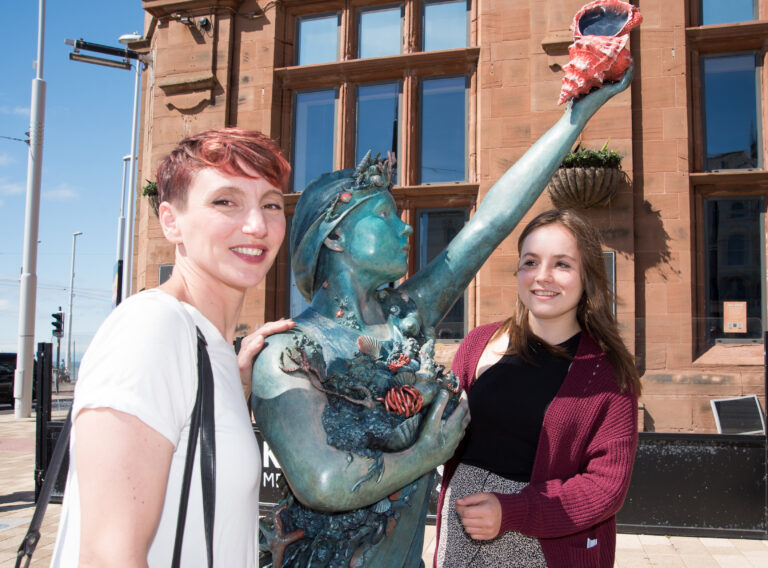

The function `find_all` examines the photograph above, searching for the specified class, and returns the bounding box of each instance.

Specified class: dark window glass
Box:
[418,208,468,339]
[702,53,761,171]
[423,0,468,51]
[419,76,466,183]
[700,0,756,25]
[359,5,402,58]
[293,89,336,193]
[705,197,764,342]
[297,13,339,65]
[356,82,401,180]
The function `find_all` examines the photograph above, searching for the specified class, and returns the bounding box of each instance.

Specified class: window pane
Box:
[420,76,466,183]
[423,0,468,51]
[359,5,402,58]
[700,0,756,25]
[356,82,401,178]
[705,197,763,342]
[418,209,468,340]
[293,89,336,192]
[702,53,760,171]
[297,13,339,65]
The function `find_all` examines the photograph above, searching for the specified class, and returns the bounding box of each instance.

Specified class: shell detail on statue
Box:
[558,0,642,105]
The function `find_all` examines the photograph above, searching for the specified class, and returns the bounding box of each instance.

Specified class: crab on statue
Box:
[250,5,638,566]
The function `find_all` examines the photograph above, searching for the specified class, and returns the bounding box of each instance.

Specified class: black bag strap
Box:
[172,326,216,567]
[16,325,216,568]
[15,408,73,568]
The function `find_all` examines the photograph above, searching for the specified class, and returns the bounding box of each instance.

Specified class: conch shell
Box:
[558,0,642,105]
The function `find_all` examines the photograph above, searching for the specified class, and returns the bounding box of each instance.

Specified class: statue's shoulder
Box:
[251,327,324,399]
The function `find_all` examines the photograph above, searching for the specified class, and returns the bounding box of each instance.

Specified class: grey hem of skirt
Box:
[436,463,547,568]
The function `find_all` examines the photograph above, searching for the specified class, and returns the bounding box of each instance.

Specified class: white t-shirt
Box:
[51,289,261,567]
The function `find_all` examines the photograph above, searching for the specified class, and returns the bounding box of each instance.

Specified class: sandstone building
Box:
[131,0,768,433]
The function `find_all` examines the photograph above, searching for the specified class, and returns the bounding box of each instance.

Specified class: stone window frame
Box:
[266,0,480,325]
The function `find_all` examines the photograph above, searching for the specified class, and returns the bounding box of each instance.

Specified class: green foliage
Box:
[142,180,157,196]
[560,141,622,169]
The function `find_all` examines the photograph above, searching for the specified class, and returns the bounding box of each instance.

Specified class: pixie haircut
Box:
[156,128,290,208]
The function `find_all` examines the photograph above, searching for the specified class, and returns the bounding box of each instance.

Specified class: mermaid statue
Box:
[252,66,634,567]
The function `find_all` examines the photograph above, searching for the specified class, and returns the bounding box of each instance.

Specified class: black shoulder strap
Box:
[15,408,72,568]
[172,326,216,567]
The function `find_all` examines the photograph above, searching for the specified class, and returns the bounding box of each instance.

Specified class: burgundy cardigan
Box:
[434,322,638,568]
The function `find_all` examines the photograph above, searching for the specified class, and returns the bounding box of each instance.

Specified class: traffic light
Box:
[52,311,64,338]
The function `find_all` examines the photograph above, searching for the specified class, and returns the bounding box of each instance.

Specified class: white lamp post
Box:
[66,231,82,376]
[14,0,47,417]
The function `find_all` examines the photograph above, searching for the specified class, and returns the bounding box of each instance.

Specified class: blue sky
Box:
[1,2,145,359]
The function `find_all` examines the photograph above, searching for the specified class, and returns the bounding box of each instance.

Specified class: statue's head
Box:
[290,151,396,302]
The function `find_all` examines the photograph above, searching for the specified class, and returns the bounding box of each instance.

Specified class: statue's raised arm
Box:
[401,67,633,330]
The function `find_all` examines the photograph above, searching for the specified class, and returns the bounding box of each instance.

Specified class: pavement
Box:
[1,384,767,567]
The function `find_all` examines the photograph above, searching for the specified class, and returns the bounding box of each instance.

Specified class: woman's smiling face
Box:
[161,166,286,294]
[517,222,584,332]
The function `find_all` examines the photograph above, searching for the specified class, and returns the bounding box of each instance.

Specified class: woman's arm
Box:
[76,408,174,567]
[251,336,469,512]
[401,69,634,329]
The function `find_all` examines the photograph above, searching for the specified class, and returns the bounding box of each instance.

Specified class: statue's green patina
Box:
[252,67,634,567]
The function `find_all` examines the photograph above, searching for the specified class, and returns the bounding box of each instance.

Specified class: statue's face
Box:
[338,192,413,284]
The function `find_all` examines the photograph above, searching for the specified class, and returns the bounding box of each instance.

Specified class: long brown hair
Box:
[495,209,641,394]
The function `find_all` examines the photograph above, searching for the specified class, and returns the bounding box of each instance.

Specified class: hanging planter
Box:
[142,180,159,218]
[547,142,625,209]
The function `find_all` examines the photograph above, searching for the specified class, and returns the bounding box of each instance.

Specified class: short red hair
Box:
[156,128,290,208]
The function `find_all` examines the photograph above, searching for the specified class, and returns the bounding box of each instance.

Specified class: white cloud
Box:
[0,106,29,116]
[0,298,11,312]
[0,153,14,166]
[0,178,24,195]
[43,184,79,201]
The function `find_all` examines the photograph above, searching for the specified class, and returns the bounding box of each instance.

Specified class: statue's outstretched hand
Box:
[570,64,634,124]
[416,389,470,468]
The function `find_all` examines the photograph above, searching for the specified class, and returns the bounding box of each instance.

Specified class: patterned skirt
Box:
[436,463,547,568]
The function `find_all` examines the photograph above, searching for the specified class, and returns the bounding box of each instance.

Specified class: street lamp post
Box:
[14,0,47,417]
[65,34,144,302]
[66,231,82,376]
[120,34,142,299]
[114,154,132,306]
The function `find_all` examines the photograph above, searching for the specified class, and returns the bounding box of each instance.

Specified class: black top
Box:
[460,332,581,482]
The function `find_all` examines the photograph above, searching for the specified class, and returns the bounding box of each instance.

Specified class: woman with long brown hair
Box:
[435,209,641,568]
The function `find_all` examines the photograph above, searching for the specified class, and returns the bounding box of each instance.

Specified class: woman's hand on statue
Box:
[417,389,470,466]
[238,318,295,400]
[455,492,503,541]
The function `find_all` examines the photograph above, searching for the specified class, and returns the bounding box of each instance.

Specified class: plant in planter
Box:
[547,141,626,209]
[142,180,159,218]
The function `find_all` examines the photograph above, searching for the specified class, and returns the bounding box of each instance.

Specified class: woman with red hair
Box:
[52,128,294,567]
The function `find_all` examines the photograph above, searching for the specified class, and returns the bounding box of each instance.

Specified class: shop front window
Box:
[704,197,764,342]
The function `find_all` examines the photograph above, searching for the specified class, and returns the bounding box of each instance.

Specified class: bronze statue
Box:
[252,66,634,567]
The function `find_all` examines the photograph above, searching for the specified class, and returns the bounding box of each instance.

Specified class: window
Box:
[359,5,402,58]
[292,89,337,193]
[423,0,468,51]
[276,1,478,323]
[420,75,467,183]
[356,82,401,172]
[417,208,468,339]
[701,53,761,171]
[296,13,339,65]
[704,197,764,342]
[700,0,756,25]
